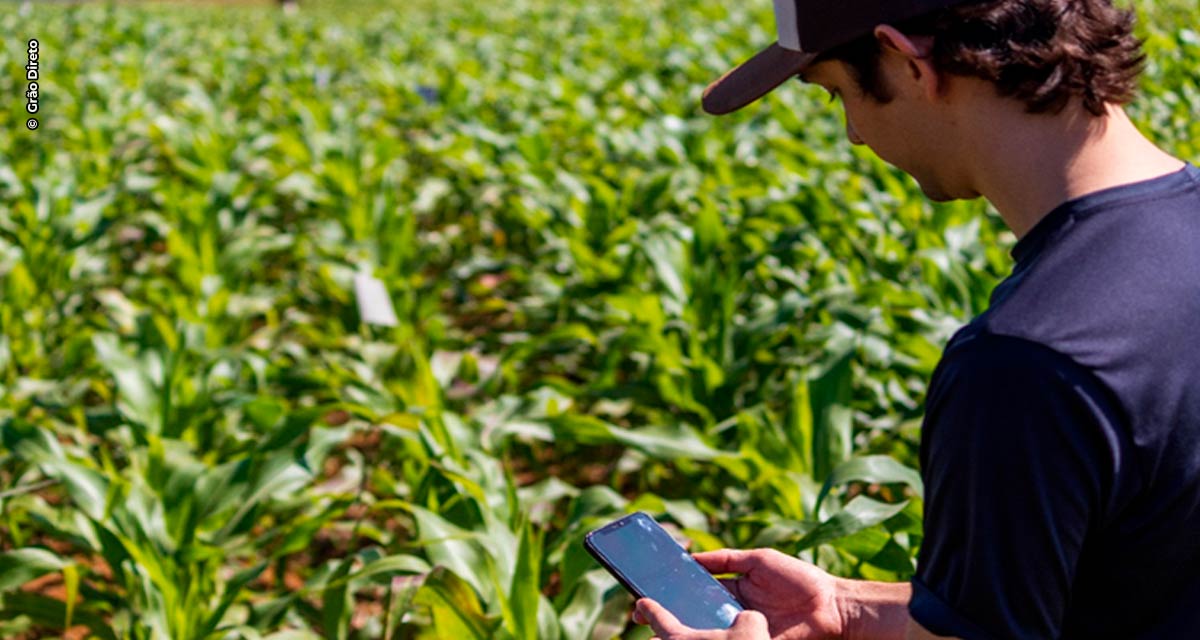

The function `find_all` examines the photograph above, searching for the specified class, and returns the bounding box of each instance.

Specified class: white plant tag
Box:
[354,272,398,327]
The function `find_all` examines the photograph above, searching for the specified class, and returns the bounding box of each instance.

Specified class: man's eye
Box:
[794,76,839,103]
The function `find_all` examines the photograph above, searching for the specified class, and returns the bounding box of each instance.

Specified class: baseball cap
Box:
[702,0,974,115]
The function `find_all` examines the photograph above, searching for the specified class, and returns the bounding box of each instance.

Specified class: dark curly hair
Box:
[816,0,1146,116]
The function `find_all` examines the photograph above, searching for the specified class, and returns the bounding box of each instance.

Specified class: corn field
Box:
[1,0,1197,637]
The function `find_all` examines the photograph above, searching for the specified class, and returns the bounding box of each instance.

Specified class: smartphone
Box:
[583,511,744,630]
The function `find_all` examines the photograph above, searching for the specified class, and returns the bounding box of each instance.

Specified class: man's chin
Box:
[917,181,974,203]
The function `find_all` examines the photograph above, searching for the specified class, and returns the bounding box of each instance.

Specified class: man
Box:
[633,0,1200,638]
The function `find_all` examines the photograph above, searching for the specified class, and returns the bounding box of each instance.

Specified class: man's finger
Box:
[692,548,759,574]
[636,598,688,637]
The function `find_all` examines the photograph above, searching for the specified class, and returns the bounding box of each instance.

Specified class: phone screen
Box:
[585,512,743,630]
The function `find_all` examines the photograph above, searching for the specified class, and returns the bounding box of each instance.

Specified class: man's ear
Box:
[874,25,940,101]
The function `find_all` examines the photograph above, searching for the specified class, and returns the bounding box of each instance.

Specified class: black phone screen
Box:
[585,512,743,630]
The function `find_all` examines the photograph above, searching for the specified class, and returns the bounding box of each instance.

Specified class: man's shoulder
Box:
[952,166,1200,408]
[930,327,1101,401]
[982,165,1200,351]
[930,165,1200,497]
[938,323,1057,367]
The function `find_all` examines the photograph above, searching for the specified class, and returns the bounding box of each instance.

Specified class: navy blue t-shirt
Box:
[909,164,1200,638]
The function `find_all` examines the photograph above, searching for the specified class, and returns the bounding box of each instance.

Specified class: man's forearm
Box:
[834,579,912,640]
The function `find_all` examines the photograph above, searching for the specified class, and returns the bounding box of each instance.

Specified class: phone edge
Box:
[583,522,650,601]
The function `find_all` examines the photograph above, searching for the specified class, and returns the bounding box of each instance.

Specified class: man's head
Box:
[704,0,1147,203]
[812,0,1144,117]
[703,0,1145,117]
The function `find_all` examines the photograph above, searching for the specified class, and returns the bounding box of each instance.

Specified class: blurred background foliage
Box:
[0,0,1197,637]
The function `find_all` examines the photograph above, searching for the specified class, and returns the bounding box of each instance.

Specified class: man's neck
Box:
[963,100,1184,240]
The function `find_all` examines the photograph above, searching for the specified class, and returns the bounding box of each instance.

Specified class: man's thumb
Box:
[732,609,769,632]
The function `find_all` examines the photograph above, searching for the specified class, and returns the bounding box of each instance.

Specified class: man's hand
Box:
[632,548,845,640]
[635,598,770,640]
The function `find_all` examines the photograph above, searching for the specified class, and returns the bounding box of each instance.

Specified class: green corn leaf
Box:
[0,548,65,592]
[0,592,117,640]
[510,515,542,640]
[408,504,494,603]
[321,557,355,640]
[607,423,724,460]
[62,562,78,629]
[810,346,856,484]
[355,554,432,583]
[556,569,616,640]
[201,561,268,638]
[785,376,815,476]
[814,455,924,516]
[412,567,497,640]
[796,497,910,551]
[92,333,162,435]
[36,459,110,522]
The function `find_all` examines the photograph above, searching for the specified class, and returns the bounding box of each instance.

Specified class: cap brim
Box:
[702,43,818,115]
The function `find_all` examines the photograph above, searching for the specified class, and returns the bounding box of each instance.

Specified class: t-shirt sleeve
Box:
[909,332,1119,639]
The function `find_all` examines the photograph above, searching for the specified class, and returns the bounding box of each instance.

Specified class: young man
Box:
[634,0,1200,638]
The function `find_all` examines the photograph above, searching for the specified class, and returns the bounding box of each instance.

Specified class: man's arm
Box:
[835,580,960,640]
[906,333,1116,638]
[633,552,964,640]
[836,579,909,640]
[636,577,961,640]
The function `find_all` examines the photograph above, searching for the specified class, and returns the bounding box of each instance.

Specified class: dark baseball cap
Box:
[702,0,974,115]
